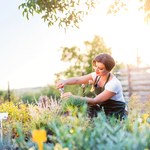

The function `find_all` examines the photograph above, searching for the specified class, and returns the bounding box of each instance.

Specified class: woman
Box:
[56,53,127,119]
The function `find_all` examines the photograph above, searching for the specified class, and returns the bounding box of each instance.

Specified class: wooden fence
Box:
[116,67,150,101]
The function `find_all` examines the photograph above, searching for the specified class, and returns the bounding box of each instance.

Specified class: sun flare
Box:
[79,0,150,66]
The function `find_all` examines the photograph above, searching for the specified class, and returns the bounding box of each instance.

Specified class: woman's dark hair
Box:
[93,53,115,71]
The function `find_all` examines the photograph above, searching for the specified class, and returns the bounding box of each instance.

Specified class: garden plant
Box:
[0,93,150,150]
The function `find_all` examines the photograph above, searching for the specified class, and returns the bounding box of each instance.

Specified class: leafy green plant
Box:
[1,95,150,149]
[61,96,88,117]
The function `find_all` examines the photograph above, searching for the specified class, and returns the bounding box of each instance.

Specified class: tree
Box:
[19,0,150,29]
[55,35,111,79]
[18,0,96,29]
[107,0,150,23]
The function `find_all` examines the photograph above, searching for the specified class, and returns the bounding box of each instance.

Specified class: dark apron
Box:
[88,74,127,120]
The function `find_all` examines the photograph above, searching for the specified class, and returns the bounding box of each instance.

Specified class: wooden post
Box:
[127,65,132,97]
[7,82,11,102]
[136,49,141,68]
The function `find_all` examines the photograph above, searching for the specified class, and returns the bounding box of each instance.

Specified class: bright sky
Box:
[0,0,150,90]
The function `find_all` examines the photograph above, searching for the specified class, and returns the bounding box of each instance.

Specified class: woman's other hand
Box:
[61,92,73,100]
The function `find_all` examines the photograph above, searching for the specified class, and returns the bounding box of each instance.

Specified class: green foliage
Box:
[61,96,88,116]
[62,96,86,108]
[0,90,19,103]
[84,35,111,74]
[21,92,38,103]
[63,84,89,97]
[18,0,150,30]
[20,85,60,104]
[14,124,33,150]
[0,90,5,101]
[41,85,60,99]
[28,104,60,130]
[43,113,150,150]
[0,95,150,149]
[107,0,150,23]
[18,0,96,29]
[57,35,111,79]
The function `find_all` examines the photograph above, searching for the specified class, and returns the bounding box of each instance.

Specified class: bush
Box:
[0,96,150,149]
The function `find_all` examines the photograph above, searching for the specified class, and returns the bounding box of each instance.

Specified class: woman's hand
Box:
[56,80,66,89]
[61,92,73,100]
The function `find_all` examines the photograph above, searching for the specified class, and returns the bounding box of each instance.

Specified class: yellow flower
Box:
[142,114,149,124]
[54,143,69,150]
[70,129,74,134]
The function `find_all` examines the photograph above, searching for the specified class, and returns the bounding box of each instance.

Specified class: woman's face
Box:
[93,62,109,76]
